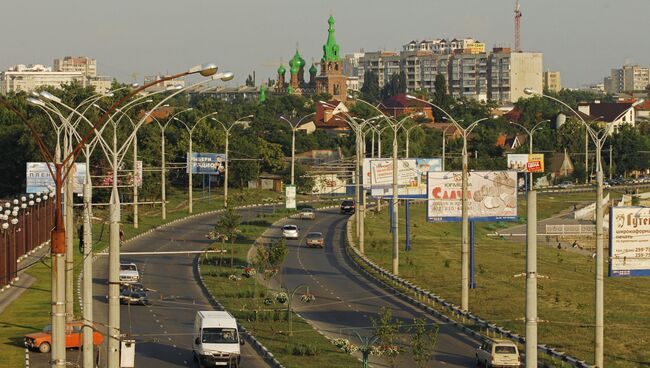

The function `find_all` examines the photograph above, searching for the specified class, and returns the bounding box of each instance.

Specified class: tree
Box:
[409,318,439,368]
[381,72,406,100]
[372,306,403,367]
[245,74,255,87]
[215,208,242,268]
[258,138,285,173]
[267,238,288,268]
[432,73,451,109]
[360,70,380,103]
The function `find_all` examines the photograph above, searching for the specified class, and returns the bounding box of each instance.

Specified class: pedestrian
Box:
[557,242,562,249]
[119,228,125,244]
[77,223,84,254]
[572,240,579,248]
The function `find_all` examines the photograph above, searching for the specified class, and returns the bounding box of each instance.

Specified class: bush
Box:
[286,344,319,356]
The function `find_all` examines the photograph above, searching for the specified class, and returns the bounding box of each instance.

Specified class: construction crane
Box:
[514,0,522,52]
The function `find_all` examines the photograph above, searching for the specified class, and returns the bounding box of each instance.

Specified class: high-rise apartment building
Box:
[53,56,97,78]
[604,65,649,94]
[543,71,562,92]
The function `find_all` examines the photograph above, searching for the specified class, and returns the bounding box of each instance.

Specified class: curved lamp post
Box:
[279,113,315,186]
[212,114,253,208]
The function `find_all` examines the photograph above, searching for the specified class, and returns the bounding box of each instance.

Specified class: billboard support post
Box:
[405,200,411,251]
[469,220,476,289]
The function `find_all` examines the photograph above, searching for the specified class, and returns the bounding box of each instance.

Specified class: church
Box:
[274,16,348,102]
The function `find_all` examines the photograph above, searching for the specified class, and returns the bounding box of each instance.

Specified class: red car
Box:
[24,321,104,353]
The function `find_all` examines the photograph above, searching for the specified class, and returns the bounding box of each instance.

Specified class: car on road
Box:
[299,207,316,220]
[305,232,324,248]
[119,262,140,284]
[475,339,520,367]
[193,311,244,368]
[557,181,574,189]
[24,321,104,354]
[120,287,150,305]
[282,224,299,239]
[340,200,355,215]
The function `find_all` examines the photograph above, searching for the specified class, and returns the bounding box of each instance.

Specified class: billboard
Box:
[285,185,296,209]
[311,174,347,195]
[427,171,518,222]
[26,162,86,194]
[187,153,226,174]
[609,206,650,277]
[363,158,442,198]
[507,154,544,173]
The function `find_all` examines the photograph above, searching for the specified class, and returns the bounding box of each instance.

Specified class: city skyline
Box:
[1,0,648,89]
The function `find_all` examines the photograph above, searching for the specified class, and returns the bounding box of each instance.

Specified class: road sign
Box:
[427,171,518,222]
[507,154,544,173]
[26,162,86,194]
[187,152,226,174]
[609,206,650,277]
[285,185,296,209]
[362,158,442,198]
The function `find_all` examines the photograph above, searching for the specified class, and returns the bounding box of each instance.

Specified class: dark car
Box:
[120,288,149,305]
[340,200,355,215]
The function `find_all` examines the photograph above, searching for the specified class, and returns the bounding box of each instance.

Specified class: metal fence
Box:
[546,224,596,235]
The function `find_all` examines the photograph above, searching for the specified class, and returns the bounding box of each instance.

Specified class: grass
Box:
[0,187,326,368]
[199,210,360,368]
[359,190,650,368]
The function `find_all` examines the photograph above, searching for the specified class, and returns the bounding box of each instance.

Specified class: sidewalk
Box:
[0,243,50,314]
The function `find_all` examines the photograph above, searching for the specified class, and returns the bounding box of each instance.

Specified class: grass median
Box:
[199,209,360,368]
[0,187,317,368]
[358,191,650,368]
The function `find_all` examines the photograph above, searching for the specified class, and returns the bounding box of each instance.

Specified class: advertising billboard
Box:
[427,171,518,222]
[285,185,297,209]
[187,153,226,174]
[26,162,86,194]
[507,154,544,173]
[311,174,347,195]
[363,158,442,198]
[609,206,650,277]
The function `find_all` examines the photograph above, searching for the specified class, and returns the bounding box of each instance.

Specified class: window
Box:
[201,328,238,344]
[495,345,517,354]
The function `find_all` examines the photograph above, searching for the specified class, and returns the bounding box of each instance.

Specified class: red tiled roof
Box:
[381,94,431,109]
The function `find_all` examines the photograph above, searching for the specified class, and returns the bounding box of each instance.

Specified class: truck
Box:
[192,311,244,367]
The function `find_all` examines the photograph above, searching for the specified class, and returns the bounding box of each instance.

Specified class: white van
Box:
[119,263,140,284]
[475,338,521,367]
[192,311,244,367]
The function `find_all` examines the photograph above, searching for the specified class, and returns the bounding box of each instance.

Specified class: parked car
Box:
[557,181,574,189]
[305,232,324,248]
[120,288,150,305]
[24,321,104,353]
[282,224,299,239]
[299,208,316,220]
[340,200,355,215]
[119,263,140,284]
[475,339,521,367]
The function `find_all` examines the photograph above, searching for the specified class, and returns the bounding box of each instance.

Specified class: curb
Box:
[344,213,592,368]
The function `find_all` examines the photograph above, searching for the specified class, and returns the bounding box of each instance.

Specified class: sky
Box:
[1,0,648,89]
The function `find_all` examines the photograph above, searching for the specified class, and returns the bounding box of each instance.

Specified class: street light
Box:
[279,113,316,186]
[406,94,489,311]
[212,114,253,208]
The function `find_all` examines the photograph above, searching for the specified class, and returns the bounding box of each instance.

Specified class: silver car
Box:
[282,224,299,239]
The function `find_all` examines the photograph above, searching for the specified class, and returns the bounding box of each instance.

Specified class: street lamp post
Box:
[211,114,253,208]
[279,113,315,186]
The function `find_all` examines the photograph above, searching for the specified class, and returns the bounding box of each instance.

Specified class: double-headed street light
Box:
[211,114,253,208]
[279,113,315,186]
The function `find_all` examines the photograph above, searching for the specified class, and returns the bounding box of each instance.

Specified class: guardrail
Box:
[344,213,592,368]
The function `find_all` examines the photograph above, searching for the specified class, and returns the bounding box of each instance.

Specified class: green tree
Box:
[245,74,255,87]
[258,138,285,173]
[215,208,242,268]
[360,70,380,103]
[267,238,288,267]
[381,72,407,100]
[372,306,403,367]
[409,318,439,368]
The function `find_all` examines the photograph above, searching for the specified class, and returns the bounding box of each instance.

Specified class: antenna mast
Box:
[515,0,522,52]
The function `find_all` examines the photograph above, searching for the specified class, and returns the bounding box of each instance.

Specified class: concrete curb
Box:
[344,213,592,368]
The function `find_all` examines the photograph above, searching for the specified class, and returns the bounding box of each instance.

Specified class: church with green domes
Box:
[274,15,348,102]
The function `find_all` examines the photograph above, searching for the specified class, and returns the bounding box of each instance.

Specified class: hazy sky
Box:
[2,0,648,88]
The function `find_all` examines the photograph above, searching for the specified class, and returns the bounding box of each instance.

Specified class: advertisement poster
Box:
[285,185,296,209]
[507,154,544,173]
[187,152,226,174]
[26,162,86,194]
[363,158,442,198]
[609,207,650,277]
[427,171,518,222]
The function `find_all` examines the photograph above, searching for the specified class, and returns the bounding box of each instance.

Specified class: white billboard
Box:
[427,171,518,222]
[363,158,442,198]
[285,185,296,209]
[311,174,347,195]
[26,162,86,194]
[609,206,650,277]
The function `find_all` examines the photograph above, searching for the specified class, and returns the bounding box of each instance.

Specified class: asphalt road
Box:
[269,208,481,367]
[29,208,273,368]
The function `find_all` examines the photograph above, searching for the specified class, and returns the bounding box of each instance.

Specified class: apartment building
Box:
[605,65,650,94]
[543,71,562,92]
[143,75,186,92]
[53,56,97,78]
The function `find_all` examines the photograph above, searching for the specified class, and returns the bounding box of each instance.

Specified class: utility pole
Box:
[391,126,399,275]
[82,154,94,368]
[64,131,75,322]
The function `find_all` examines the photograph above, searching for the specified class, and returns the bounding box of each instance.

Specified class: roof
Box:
[579,102,634,122]
[635,100,650,110]
[138,106,172,124]
[550,152,574,173]
[380,94,431,109]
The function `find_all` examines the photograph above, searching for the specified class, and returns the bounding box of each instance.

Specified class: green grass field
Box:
[199,211,360,367]
[0,187,323,368]
[359,191,650,368]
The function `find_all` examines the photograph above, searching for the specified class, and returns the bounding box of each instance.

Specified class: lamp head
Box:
[21,203,26,209]
[523,88,535,95]
[212,72,234,81]
[28,200,34,206]
[36,198,41,203]
[2,223,8,230]
[13,199,18,205]
[405,94,417,100]
[40,91,62,103]
[198,63,218,77]
[11,218,18,225]
[26,97,46,107]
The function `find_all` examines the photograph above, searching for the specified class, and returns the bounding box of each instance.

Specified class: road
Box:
[269,208,481,367]
[29,208,272,368]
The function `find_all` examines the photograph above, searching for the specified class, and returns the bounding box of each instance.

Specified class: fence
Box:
[0,193,54,290]
[545,224,596,235]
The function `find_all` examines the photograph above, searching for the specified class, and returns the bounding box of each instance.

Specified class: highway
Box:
[270,208,481,367]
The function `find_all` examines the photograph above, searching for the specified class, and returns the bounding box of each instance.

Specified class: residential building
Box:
[357,51,401,89]
[543,71,561,92]
[402,38,485,54]
[0,64,85,95]
[577,101,637,131]
[508,52,543,102]
[192,85,261,102]
[604,65,650,94]
[143,74,186,92]
[53,56,97,78]
[379,94,434,120]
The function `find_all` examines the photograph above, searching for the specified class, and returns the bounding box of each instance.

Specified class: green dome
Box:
[289,49,304,74]
[309,63,317,74]
[277,64,286,75]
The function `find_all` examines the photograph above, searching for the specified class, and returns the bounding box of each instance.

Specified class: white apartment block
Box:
[143,75,186,92]
[509,52,543,102]
[0,64,85,95]
[605,65,650,94]
[53,56,97,78]
[402,38,485,55]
